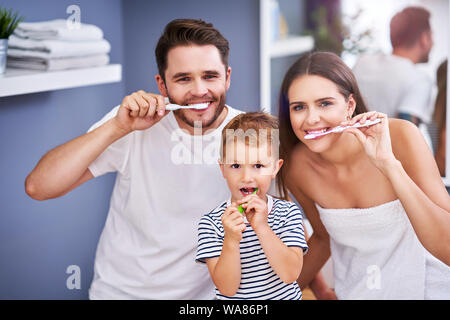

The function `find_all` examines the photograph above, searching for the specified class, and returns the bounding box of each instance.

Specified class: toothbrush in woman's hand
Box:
[304,118,382,140]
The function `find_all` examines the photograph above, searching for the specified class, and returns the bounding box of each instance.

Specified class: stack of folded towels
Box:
[7,19,110,71]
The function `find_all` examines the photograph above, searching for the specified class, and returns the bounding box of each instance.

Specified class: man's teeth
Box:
[188,101,211,106]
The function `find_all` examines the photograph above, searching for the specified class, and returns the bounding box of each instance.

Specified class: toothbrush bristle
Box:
[193,103,209,109]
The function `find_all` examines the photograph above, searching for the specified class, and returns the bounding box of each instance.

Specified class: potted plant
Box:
[0,7,24,74]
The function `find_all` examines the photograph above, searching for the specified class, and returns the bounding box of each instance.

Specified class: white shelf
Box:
[0,64,122,97]
[270,35,314,58]
[260,0,314,112]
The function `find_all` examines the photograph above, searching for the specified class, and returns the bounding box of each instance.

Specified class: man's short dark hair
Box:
[155,19,230,82]
[390,6,431,49]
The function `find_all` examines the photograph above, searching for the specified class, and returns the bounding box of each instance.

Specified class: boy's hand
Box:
[237,195,268,231]
[222,202,246,242]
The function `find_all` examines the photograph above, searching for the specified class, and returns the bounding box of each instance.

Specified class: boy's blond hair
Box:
[220,112,279,162]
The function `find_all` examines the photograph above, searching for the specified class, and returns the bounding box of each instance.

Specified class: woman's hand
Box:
[342,111,398,173]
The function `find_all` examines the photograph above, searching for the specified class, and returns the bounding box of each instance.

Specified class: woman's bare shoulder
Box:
[285,143,323,185]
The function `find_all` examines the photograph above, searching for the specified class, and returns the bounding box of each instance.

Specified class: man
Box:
[353,6,434,147]
[25,19,242,299]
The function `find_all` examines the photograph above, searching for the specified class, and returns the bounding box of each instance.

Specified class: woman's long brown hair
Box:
[276,51,369,200]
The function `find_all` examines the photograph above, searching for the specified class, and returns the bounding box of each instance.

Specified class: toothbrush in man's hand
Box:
[304,118,382,140]
[163,97,209,111]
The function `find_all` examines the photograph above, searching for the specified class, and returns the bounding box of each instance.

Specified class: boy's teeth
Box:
[240,187,256,194]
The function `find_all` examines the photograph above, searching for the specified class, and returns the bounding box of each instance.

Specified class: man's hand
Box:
[113,90,170,134]
[222,202,246,242]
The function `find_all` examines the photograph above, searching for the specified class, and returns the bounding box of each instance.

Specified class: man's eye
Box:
[204,75,217,79]
[177,77,189,82]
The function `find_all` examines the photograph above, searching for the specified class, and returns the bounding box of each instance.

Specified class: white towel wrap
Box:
[315,199,450,299]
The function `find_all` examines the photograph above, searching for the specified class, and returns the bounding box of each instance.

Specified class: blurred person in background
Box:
[353,6,434,150]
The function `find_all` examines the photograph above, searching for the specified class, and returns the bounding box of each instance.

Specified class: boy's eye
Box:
[231,164,240,169]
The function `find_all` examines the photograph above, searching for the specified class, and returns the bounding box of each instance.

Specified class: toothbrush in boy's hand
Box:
[163,97,209,111]
[304,118,382,140]
[238,188,258,225]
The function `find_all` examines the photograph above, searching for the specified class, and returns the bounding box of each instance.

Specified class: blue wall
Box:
[0,0,259,299]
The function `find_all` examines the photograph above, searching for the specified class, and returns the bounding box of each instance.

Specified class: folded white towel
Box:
[6,54,110,71]
[14,19,104,41]
[7,35,111,59]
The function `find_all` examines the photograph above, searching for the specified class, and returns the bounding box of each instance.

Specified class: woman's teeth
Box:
[306,128,329,134]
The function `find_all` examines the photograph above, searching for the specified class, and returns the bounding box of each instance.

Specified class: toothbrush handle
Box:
[351,118,382,128]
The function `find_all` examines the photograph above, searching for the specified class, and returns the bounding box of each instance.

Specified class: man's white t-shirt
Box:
[353,53,433,123]
[86,105,242,299]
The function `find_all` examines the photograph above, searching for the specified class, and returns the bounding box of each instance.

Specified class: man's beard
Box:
[171,93,227,129]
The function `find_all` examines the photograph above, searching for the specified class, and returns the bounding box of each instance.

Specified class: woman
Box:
[277,52,450,299]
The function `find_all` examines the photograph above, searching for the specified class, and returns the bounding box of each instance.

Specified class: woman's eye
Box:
[231,164,240,169]
[292,105,304,111]
[254,164,263,169]
[320,101,331,107]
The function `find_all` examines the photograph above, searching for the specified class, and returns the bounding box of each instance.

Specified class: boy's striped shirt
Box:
[196,195,308,300]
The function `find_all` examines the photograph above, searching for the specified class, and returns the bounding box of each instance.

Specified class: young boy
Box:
[196,112,308,300]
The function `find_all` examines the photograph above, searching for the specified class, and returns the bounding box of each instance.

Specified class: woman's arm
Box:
[384,120,450,265]
[346,114,450,265]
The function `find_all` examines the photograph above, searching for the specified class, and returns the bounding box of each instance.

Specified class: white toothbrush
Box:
[163,97,209,111]
[304,118,382,140]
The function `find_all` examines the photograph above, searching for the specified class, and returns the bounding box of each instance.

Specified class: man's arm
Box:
[25,118,128,200]
[25,90,168,200]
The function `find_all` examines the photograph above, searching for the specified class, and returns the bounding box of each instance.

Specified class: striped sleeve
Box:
[196,214,224,263]
[280,203,308,254]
